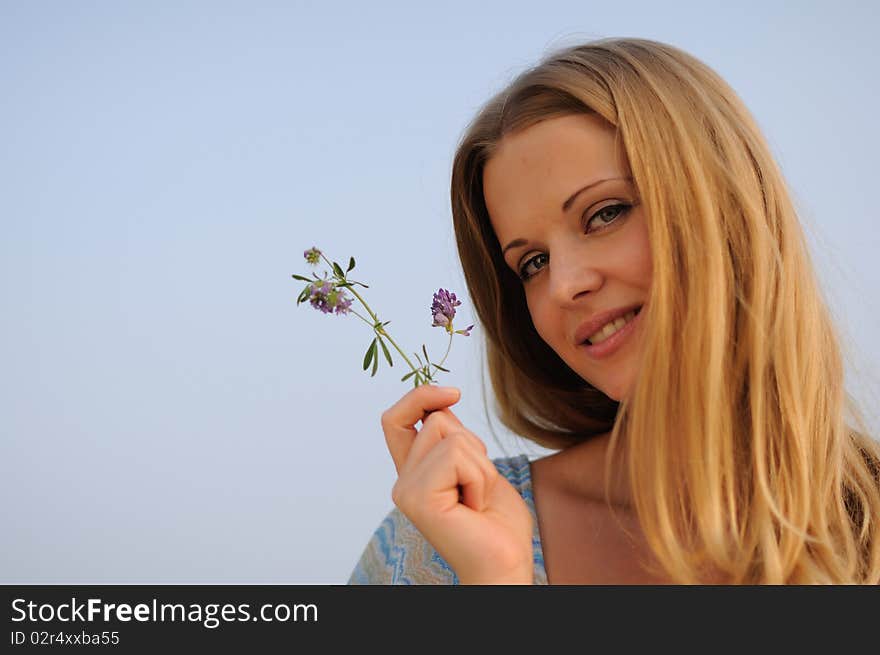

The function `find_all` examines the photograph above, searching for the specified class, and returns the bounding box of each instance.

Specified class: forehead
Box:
[483,114,626,230]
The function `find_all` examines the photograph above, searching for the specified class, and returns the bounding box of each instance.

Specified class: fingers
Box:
[452,442,498,513]
[393,431,499,515]
[380,385,462,474]
[405,409,485,471]
[382,385,497,517]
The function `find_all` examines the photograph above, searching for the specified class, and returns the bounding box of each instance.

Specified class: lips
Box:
[574,303,644,346]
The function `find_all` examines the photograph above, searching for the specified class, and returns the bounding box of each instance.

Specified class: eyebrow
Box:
[501,176,633,258]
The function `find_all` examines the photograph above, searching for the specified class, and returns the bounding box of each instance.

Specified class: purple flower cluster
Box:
[431,288,473,336]
[308,279,353,315]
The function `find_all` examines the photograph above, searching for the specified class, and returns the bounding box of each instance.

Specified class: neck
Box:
[548,430,634,511]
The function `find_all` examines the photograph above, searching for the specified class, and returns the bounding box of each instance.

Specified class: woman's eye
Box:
[517,203,631,282]
[586,203,629,233]
[518,253,548,280]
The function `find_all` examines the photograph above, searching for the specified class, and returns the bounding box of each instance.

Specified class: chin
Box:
[591,378,631,403]
[569,358,634,402]
[603,389,623,402]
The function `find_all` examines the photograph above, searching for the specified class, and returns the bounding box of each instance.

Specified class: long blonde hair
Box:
[450,37,880,584]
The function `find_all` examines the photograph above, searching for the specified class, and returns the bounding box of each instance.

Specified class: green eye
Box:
[585,203,629,233]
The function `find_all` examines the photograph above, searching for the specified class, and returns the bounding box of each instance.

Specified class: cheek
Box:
[633,217,654,284]
[525,294,562,346]
[524,294,543,337]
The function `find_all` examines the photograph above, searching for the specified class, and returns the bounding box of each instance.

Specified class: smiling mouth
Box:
[582,305,643,345]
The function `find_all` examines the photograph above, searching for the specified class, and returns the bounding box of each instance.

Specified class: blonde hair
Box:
[450,37,880,584]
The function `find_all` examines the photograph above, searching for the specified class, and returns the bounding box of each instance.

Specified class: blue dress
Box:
[347,453,549,584]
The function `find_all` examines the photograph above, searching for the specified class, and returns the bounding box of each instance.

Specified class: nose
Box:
[547,248,602,306]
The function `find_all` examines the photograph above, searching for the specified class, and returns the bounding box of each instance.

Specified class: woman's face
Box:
[483,113,653,401]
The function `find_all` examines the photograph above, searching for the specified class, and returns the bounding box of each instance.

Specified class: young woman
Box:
[348,37,880,584]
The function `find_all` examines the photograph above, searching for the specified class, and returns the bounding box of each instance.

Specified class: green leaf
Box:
[371,344,379,377]
[332,261,345,278]
[347,256,356,272]
[422,345,431,366]
[291,274,312,282]
[413,352,423,367]
[377,336,393,367]
[363,338,377,371]
[433,364,450,373]
[382,321,391,326]
[400,369,417,382]
[335,282,351,289]
[352,281,370,289]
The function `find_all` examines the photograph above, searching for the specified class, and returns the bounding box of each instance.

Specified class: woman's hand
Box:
[381,385,534,584]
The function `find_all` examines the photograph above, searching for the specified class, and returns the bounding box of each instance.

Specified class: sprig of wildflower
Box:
[431,288,474,336]
[292,247,474,387]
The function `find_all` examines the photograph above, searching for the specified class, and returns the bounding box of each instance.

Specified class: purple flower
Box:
[431,288,472,336]
[431,288,461,330]
[334,293,353,315]
[304,247,322,266]
[308,279,352,316]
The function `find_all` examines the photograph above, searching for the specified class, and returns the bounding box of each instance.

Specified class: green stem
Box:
[428,331,454,377]
[375,324,422,382]
[320,253,424,381]
[348,309,373,327]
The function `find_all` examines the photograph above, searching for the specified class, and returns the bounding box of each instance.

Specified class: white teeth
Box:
[587,310,636,345]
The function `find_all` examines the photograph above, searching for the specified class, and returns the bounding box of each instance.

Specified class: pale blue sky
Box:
[2,1,878,583]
